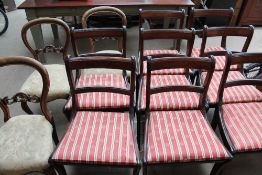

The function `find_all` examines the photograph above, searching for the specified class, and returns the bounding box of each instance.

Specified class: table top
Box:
[18,0,194,9]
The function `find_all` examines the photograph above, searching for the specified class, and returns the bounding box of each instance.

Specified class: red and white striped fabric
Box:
[202,71,262,105]
[222,102,262,152]
[143,61,185,75]
[147,110,230,163]
[144,49,179,56]
[65,74,129,110]
[52,111,137,165]
[191,47,238,71]
[140,75,200,110]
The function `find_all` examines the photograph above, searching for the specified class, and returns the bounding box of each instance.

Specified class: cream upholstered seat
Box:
[0,115,54,175]
[20,64,70,102]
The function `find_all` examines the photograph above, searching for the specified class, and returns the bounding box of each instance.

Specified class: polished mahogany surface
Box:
[18,0,194,9]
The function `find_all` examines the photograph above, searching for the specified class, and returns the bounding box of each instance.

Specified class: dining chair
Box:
[198,25,254,112]
[19,17,70,115]
[138,28,195,76]
[216,52,262,158]
[63,26,129,118]
[138,9,186,64]
[193,25,254,71]
[50,56,140,175]
[0,56,65,175]
[143,55,232,175]
[187,7,234,35]
[81,6,127,55]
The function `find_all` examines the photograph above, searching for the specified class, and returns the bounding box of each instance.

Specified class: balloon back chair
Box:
[143,55,232,175]
[0,56,65,175]
[81,6,127,56]
[19,18,70,115]
[216,52,262,158]
[50,56,140,174]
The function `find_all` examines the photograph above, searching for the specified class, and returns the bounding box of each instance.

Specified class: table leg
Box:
[51,24,60,46]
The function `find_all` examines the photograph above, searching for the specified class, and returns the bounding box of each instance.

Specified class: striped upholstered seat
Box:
[51,111,137,165]
[192,47,238,71]
[202,71,262,105]
[222,102,262,152]
[146,110,231,163]
[65,74,129,111]
[142,49,185,75]
[139,75,200,111]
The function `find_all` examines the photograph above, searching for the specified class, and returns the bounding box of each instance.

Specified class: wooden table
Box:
[18,0,194,62]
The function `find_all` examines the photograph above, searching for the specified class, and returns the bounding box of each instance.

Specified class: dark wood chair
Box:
[143,56,232,175]
[187,7,234,35]
[215,52,262,161]
[64,26,129,117]
[81,6,127,55]
[50,56,140,175]
[19,17,70,114]
[0,56,65,175]
[198,26,254,111]
[194,25,254,71]
[138,28,195,76]
[138,9,188,75]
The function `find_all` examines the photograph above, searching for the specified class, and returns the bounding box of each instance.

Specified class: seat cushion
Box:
[139,75,200,111]
[147,111,230,163]
[0,115,54,175]
[202,71,262,105]
[192,47,238,71]
[51,111,137,165]
[65,74,129,111]
[144,49,179,56]
[96,50,122,55]
[143,61,185,75]
[20,64,70,102]
[222,102,262,152]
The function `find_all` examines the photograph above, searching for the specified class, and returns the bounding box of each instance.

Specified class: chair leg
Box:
[143,165,147,175]
[43,166,57,175]
[211,107,219,130]
[210,162,228,175]
[54,165,67,175]
[133,166,140,175]
[21,101,33,114]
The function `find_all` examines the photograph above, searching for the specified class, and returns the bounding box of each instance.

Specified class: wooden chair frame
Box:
[214,52,262,151]
[142,56,232,175]
[20,17,70,115]
[51,56,141,174]
[0,56,65,175]
[187,7,234,35]
[139,9,185,30]
[81,6,127,53]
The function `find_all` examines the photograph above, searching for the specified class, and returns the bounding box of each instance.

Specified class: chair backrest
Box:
[139,9,185,29]
[145,56,215,113]
[200,25,254,70]
[217,52,262,104]
[21,17,70,62]
[81,6,127,53]
[65,56,136,113]
[139,28,195,74]
[188,7,234,32]
[0,56,52,123]
[70,27,126,57]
